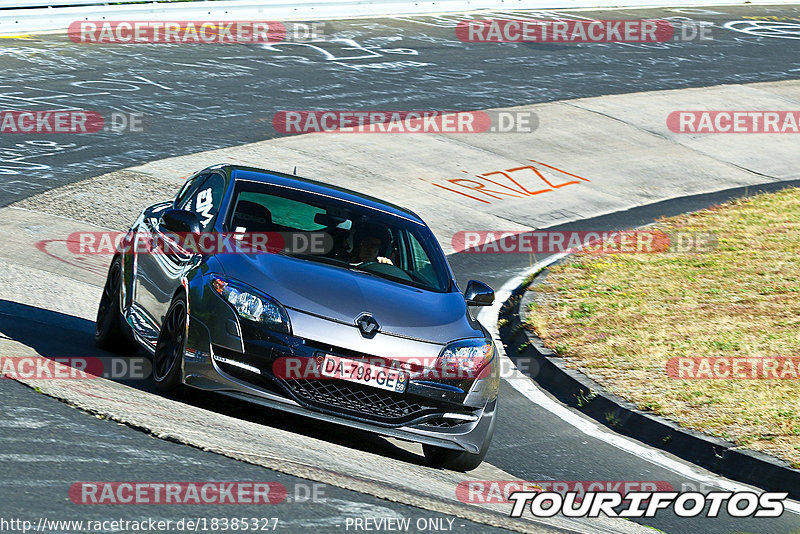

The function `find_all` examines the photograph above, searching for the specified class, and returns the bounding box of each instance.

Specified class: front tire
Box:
[423,399,497,471]
[152,295,187,395]
[95,256,138,355]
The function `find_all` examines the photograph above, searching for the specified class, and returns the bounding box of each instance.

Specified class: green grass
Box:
[526,187,800,466]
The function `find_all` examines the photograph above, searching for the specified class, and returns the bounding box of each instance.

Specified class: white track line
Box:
[478,254,800,515]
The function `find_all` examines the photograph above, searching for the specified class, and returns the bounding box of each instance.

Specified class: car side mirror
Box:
[464,280,494,306]
[160,209,201,234]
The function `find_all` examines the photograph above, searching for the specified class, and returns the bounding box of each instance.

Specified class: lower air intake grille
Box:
[281,378,435,424]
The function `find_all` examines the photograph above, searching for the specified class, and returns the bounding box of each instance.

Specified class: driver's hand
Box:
[377,256,393,265]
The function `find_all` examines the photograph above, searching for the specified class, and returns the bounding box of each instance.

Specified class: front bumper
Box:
[181,312,499,454]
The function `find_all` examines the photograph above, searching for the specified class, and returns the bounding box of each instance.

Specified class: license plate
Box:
[318,354,407,393]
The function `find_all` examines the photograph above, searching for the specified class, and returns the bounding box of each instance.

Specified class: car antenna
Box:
[293,166,297,175]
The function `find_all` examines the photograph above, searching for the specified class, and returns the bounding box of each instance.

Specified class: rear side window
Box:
[174,173,209,208]
[180,173,225,230]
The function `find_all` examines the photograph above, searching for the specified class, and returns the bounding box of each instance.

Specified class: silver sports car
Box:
[95,164,499,470]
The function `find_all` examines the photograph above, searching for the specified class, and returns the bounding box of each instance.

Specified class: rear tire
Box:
[95,256,138,355]
[152,295,187,395]
[423,399,497,471]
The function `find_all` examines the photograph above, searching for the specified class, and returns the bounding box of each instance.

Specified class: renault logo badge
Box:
[355,313,380,339]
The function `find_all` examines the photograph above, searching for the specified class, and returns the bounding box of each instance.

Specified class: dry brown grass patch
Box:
[527,187,800,467]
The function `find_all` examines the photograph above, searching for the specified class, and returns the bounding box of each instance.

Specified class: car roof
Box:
[222,165,424,224]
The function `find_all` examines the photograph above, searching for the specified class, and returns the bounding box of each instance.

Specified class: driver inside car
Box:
[349,223,394,265]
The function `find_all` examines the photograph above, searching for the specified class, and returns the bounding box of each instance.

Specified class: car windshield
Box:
[224,179,453,293]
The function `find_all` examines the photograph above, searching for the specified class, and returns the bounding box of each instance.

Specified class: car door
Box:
[135,172,226,329]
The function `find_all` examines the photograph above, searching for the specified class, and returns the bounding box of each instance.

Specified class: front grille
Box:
[281,378,438,425]
[214,344,470,426]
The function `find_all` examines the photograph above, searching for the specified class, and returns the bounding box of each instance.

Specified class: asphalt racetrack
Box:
[2,5,800,534]
[2,5,800,204]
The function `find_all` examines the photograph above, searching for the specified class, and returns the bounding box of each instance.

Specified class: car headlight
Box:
[211,276,290,334]
[437,339,495,379]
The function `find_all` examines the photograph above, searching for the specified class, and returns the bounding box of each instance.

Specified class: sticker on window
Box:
[196,188,214,226]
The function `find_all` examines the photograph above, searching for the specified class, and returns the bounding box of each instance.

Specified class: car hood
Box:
[214,253,482,345]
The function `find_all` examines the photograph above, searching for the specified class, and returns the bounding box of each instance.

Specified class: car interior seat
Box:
[232,200,273,232]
